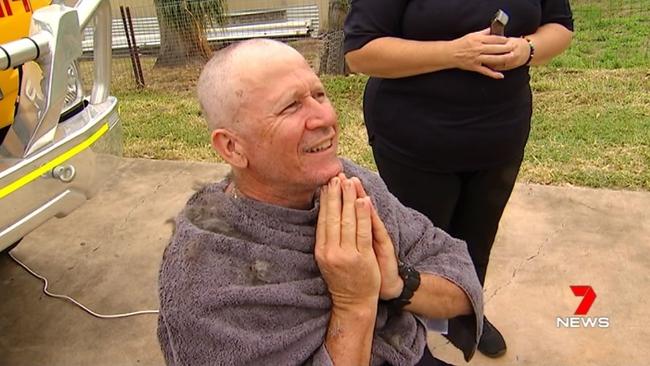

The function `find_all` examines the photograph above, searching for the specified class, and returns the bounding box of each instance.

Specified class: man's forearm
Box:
[403,274,473,319]
[325,304,377,365]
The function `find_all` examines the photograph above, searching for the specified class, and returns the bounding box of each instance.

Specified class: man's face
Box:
[237,50,342,192]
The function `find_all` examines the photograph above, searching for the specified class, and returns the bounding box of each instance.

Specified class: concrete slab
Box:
[430,183,650,365]
[1,158,649,365]
[0,158,229,366]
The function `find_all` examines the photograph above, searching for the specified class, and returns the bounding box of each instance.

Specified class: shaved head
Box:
[197,39,306,132]
[197,38,341,209]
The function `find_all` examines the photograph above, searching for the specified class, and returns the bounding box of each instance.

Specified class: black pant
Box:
[416,346,451,366]
[374,149,521,359]
[373,149,521,285]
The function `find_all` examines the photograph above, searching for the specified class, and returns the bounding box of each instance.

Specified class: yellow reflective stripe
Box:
[0,123,109,199]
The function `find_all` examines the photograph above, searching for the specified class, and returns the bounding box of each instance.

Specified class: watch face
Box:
[385,264,421,315]
[399,264,421,293]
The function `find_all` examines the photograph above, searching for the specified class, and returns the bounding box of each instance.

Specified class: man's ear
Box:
[211,129,248,168]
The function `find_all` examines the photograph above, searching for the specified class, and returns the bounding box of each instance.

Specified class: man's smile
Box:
[303,138,334,154]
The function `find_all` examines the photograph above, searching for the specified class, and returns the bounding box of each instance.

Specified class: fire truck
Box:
[0,0,121,251]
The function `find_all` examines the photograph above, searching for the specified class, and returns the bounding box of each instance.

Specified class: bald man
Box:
[157,39,484,366]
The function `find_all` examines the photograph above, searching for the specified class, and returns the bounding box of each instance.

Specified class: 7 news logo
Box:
[556,285,610,328]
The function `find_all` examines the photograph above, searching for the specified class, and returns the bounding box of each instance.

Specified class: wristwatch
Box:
[383,262,421,316]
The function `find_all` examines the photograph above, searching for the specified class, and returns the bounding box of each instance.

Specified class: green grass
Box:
[553,0,650,68]
[115,1,650,190]
[118,89,214,161]
[321,75,375,169]
[525,68,649,189]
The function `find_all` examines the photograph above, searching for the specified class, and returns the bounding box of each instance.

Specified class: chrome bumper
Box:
[0,97,121,251]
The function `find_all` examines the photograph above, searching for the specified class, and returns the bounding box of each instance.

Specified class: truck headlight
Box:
[61,61,84,118]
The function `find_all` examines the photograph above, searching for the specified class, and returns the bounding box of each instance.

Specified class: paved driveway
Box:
[1,158,648,365]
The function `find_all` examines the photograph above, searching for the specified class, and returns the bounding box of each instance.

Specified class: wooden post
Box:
[120,6,140,88]
[126,7,146,88]
[319,0,349,75]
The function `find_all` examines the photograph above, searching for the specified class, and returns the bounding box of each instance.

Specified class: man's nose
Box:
[304,97,336,130]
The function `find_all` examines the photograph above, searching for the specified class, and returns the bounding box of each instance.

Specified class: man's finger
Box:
[315,186,328,251]
[340,179,357,250]
[349,177,368,198]
[355,197,373,253]
[326,177,342,247]
[370,204,390,243]
[370,205,398,261]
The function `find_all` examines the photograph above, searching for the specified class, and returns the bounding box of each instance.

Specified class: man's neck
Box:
[231,177,317,210]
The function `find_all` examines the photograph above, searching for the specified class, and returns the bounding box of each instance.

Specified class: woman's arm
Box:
[525,23,574,65]
[345,29,514,80]
[346,23,573,78]
[477,23,574,71]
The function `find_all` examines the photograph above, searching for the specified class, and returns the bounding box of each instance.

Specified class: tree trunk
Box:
[319,0,349,75]
[154,6,212,67]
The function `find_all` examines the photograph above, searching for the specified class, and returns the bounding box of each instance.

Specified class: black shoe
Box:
[478,317,507,358]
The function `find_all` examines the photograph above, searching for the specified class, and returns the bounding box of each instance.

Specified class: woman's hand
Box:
[449,28,514,79]
[480,36,531,71]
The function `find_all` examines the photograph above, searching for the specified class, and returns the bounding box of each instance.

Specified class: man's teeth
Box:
[306,140,332,153]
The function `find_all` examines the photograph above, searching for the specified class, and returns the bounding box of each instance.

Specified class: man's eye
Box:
[313,91,326,102]
[281,101,300,114]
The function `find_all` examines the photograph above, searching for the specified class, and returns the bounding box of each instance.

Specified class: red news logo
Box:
[556,285,609,328]
[571,285,596,315]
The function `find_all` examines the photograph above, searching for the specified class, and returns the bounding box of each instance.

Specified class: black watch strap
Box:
[383,262,421,316]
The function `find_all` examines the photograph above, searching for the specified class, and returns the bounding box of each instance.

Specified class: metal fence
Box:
[78,0,649,91]
[79,0,324,90]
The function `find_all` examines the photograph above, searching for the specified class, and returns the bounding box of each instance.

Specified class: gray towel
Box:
[158,159,483,365]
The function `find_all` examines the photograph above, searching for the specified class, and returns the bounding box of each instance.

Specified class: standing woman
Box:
[344,0,573,360]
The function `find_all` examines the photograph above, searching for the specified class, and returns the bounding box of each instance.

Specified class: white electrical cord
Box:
[8,250,159,318]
